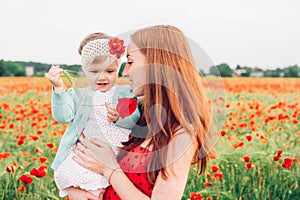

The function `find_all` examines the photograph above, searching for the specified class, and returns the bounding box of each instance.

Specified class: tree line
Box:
[208,63,300,77]
[0,60,81,77]
[0,59,299,78]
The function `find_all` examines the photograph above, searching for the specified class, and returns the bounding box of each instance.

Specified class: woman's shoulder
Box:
[173,125,195,137]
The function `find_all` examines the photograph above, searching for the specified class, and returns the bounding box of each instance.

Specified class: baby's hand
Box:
[45,65,64,91]
[106,103,119,123]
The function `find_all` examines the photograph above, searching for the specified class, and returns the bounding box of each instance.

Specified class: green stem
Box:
[61,69,82,101]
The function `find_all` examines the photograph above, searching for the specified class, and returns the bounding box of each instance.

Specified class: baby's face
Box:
[85,61,118,92]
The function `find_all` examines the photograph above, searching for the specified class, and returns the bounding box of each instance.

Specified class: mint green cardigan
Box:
[51,85,140,170]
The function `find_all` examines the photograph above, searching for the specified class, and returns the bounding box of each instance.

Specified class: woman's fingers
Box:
[78,135,94,149]
[90,138,107,148]
[73,148,86,159]
[76,142,85,152]
[68,187,98,200]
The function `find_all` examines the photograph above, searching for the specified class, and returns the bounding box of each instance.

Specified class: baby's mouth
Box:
[97,83,108,86]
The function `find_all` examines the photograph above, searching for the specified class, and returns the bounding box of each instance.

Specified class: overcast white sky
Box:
[1,0,299,70]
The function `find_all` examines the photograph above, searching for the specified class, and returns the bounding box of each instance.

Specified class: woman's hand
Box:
[68,187,99,200]
[73,135,120,178]
[45,65,64,91]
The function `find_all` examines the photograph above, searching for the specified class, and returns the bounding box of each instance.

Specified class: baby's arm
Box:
[46,65,76,123]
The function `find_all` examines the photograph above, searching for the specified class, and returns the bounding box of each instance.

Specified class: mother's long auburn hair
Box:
[117,25,215,184]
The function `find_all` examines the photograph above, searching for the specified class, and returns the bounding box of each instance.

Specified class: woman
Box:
[70,25,215,200]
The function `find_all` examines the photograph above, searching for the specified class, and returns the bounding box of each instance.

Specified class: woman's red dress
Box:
[103,145,153,199]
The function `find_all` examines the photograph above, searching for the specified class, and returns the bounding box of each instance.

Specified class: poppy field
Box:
[0,77,299,200]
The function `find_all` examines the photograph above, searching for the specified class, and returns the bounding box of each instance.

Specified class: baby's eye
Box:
[90,70,98,73]
[127,61,133,65]
[106,70,115,73]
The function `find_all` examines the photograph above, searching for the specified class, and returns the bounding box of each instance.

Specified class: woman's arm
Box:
[151,132,197,199]
[73,132,196,200]
[109,132,196,199]
[46,65,76,123]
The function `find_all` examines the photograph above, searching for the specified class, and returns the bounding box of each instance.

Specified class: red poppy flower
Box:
[2,103,9,110]
[30,166,47,178]
[233,142,244,148]
[0,152,10,160]
[39,157,47,164]
[6,163,17,173]
[31,122,37,127]
[274,155,281,161]
[9,123,15,129]
[20,174,33,184]
[203,182,213,187]
[190,192,203,200]
[246,134,252,142]
[30,135,39,141]
[108,38,125,59]
[220,130,226,136]
[282,157,293,170]
[46,143,54,148]
[239,122,248,128]
[246,162,253,170]
[277,149,283,155]
[17,139,25,146]
[19,135,27,140]
[211,165,219,173]
[244,155,250,162]
[116,97,137,119]
[214,172,224,178]
[16,185,26,192]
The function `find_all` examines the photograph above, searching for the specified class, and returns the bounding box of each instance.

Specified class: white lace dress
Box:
[54,86,131,197]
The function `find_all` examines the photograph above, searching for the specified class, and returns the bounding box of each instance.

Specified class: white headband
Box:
[81,38,125,67]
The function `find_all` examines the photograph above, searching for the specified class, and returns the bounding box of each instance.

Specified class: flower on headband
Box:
[109,38,125,59]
